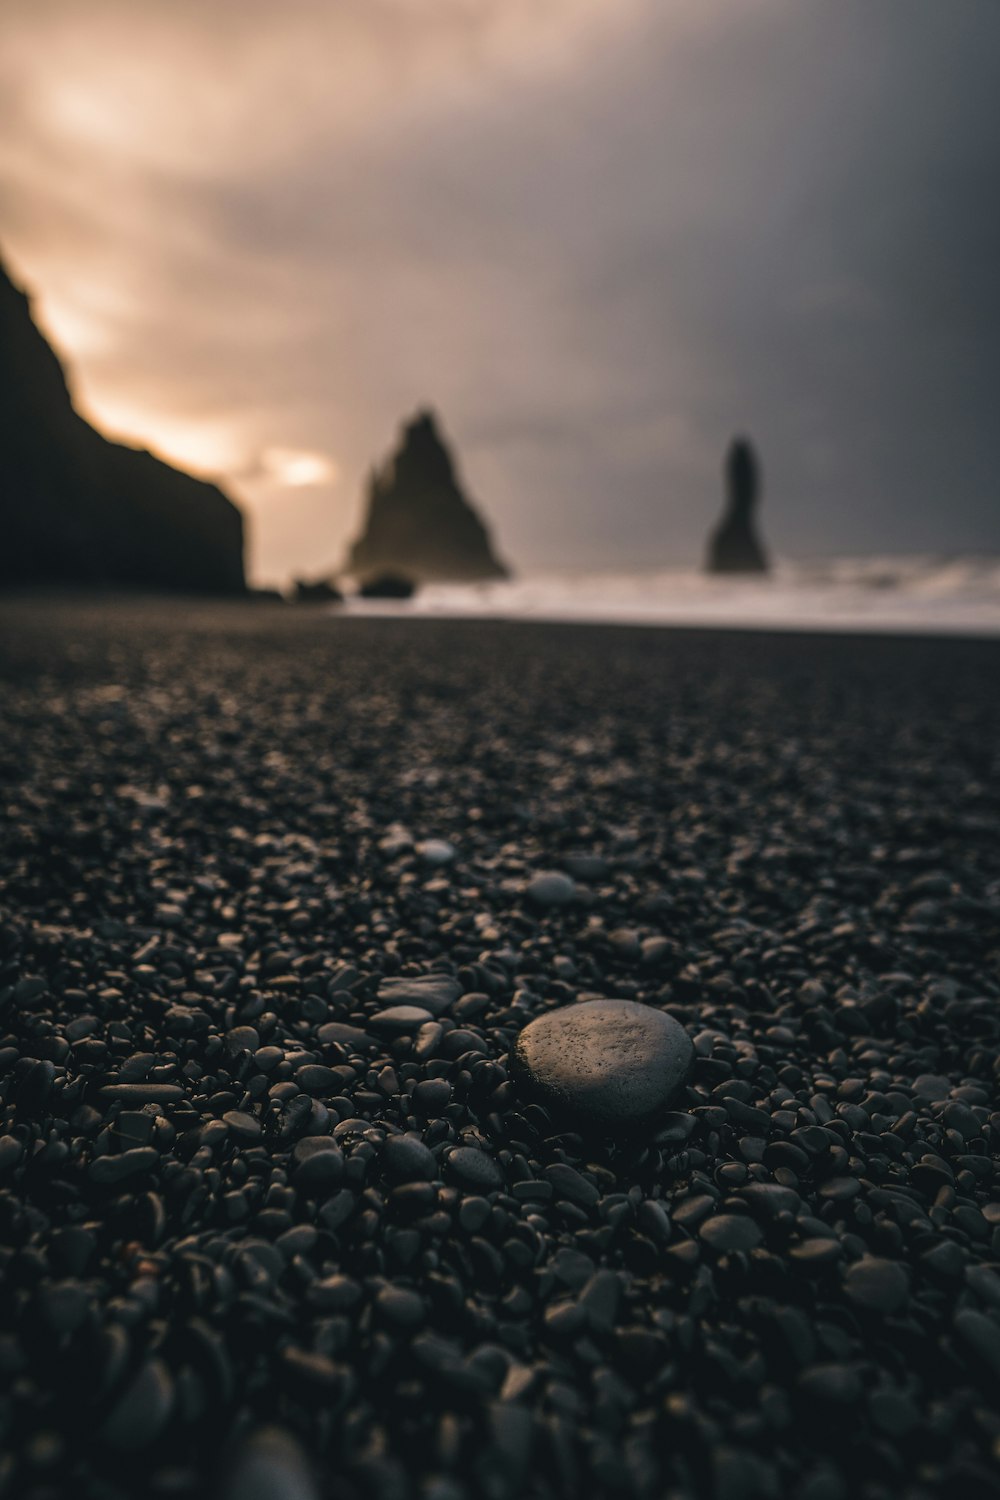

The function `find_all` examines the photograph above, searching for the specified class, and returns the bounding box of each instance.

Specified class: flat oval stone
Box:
[223,1109,262,1142]
[699,1214,763,1253]
[376,974,461,1016]
[510,1000,694,1132]
[843,1255,910,1314]
[383,1134,438,1181]
[316,1022,375,1050]
[525,871,577,908]
[415,838,456,866]
[368,1005,434,1031]
[445,1147,503,1191]
[292,1138,344,1189]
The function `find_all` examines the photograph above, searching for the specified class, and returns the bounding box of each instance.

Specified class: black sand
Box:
[1,598,999,1500]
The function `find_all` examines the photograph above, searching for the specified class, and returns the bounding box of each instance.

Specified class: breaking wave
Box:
[341,555,1000,636]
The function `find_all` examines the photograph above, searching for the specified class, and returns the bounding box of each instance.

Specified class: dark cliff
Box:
[345,410,508,583]
[706,437,769,574]
[0,258,245,593]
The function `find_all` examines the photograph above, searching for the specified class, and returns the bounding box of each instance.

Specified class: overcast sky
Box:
[3,0,998,583]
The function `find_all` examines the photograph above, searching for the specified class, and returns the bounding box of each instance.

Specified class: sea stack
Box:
[706,436,769,574]
[345,410,509,583]
[0,255,246,594]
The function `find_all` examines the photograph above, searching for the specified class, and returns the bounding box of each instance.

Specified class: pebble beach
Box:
[1,596,999,1500]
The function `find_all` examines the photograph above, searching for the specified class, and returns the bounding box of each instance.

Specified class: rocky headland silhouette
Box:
[345,410,509,584]
[0,257,245,594]
[706,436,769,574]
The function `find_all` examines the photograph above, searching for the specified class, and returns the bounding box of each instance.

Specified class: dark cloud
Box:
[2,0,997,581]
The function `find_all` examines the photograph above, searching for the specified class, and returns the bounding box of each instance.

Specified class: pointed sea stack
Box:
[345,410,509,583]
[706,437,769,574]
[0,256,245,593]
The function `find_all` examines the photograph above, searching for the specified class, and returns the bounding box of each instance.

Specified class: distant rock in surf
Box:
[292,577,343,605]
[0,254,246,594]
[345,410,509,583]
[358,572,417,600]
[706,437,769,574]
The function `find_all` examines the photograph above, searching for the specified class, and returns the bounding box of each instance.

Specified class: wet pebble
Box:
[544,1163,600,1208]
[446,1148,503,1192]
[221,1427,319,1500]
[953,1309,1000,1377]
[375,1285,426,1328]
[292,1137,345,1188]
[99,1359,174,1450]
[413,1078,452,1114]
[798,1364,863,1405]
[223,1110,262,1143]
[843,1257,910,1315]
[415,839,457,866]
[383,1134,438,1181]
[699,1214,764,1254]
[377,974,461,1015]
[369,1006,434,1032]
[525,871,577,908]
[99,1084,183,1104]
[89,1147,159,1185]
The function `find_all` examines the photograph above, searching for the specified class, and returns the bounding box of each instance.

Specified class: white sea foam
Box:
[340,555,1000,636]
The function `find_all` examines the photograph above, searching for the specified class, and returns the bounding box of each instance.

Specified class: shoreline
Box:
[4,589,1000,645]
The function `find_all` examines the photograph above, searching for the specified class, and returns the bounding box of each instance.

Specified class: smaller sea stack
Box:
[345,410,509,583]
[706,436,769,574]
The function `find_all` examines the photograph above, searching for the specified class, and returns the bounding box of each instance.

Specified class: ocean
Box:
[339,554,1000,636]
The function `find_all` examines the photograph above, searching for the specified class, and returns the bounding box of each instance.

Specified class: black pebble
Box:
[383,1134,438,1181]
[99,1359,174,1450]
[446,1148,503,1191]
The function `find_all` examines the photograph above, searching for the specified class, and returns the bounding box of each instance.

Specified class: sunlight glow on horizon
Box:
[257,448,338,489]
[73,388,338,499]
[77,392,247,481]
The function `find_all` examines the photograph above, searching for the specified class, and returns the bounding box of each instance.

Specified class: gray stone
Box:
[377,974,461,1016]
[383,1134,438,1181]
[510,999,694,1132]
[415,839,457,866]
[368,1005,434,1031]
[525,871,577,908]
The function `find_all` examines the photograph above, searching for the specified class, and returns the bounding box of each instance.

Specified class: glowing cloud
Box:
[258,447,338,488]
[77,392,247,479]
